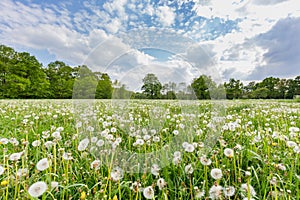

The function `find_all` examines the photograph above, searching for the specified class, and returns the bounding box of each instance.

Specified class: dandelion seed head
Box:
[185,164,194,174]
[211,168,223,180]
[28,181,48,198]
[224,148,234,158]
[110,167,124,182]
[0,166,4,175]
[151,164,160,176]
[143,186,154,199]
[157,178,166,190]
[78,138,89,151]
[36,158,50,171]
[9,152,22,161]
[209,185,223,200]
[223,186,235,197]
[200,156,212,166]
[241,183,256,197]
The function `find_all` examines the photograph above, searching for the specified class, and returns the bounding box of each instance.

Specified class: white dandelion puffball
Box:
[51,181,59,189]
[9,152,22,161]
[36,158,50,171]
[151,164,160,176]
[44,141,53,149]
[211,168,223,180]
[286,141,297,148]
[28,181,48,198]
[110,167,124,182]
[173,156,181,165]
[143,186,154,199]
[157,178,167,190]
[96,139,105,147]
[200,156,212,166]
[173,151,181,158]
[185,144,195,153]
[90,160,101,170]
[78,138,89,151]
[223,186,235,197]
[0,138,9,144]
[224,148,234,158]
[17,168,28,177]
[0,165,4,175]
[185,164,194,174]
[209,185,223,200]
[62,152,73,161]
[241,183,256,197]
[32,140,41,147]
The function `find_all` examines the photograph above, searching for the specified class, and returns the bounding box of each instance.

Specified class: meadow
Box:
[0,99,299,200]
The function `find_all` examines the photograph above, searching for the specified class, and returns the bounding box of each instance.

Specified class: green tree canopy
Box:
[45,61,77,99]
[141,73,162,99]
[191,75,216,99]
[224,78,243,99]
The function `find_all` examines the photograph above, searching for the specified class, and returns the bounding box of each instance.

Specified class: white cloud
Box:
[105,18,121,34]
[190,0,300,81]
[192,0,249,20]
[1,0,299,83]
[106,57,196,91]
[156,6,176,27]
[247,17,300,79]
[252,0,290,5]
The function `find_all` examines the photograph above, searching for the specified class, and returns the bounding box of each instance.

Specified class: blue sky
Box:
[0,0,300,89]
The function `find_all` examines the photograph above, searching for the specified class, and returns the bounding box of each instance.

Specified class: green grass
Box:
[0,99,299,199]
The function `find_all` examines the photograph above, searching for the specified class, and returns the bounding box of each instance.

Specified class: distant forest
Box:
[0,44,299,100]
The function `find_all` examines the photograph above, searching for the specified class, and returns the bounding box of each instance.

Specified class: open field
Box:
[0,99,299,200]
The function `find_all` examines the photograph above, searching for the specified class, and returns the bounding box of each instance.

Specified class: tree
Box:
[141,73,162,99]
[112,80,134,99]
[72,65,98,99]
[276,79,288,99]
[0,45,49,98]
[163,91,177,99]
[294,76,300,95]
[45,61,76,99]
[243,81,256,98]
[95,73,113,99]
[258,77,280,99]
[252,87,269,99]
[191,75,216,99]
[224,78,243,99]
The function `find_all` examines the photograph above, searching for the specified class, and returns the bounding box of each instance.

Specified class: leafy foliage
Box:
[0,44,299,100]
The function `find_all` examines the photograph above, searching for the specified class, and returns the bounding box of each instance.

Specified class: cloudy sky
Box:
[1,0,300,89]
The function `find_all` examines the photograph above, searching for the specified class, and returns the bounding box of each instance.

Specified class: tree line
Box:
[0,44,299,100]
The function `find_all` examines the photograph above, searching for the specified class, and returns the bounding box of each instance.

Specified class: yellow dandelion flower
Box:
[113,195,118,200]
[1,180,9,187]
[80,191,86,200]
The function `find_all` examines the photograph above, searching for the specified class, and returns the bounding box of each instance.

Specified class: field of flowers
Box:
[0,99,299,200]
